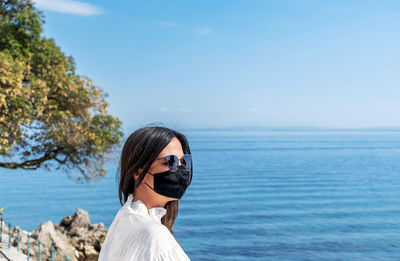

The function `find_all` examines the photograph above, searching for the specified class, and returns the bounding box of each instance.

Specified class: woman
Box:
[99,126,193,261]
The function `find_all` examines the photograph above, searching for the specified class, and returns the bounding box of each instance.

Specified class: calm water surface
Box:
[1,131,400,260]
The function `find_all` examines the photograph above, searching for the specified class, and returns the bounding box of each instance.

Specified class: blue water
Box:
[1,131,400,260]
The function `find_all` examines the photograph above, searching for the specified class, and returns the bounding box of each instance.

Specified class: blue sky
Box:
[33,0,400,131]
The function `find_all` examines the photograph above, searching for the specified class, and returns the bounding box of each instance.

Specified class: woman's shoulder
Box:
[145,223,190,261]
[100,208,184,260]
[116,207,178,245]
[120,210,188,257]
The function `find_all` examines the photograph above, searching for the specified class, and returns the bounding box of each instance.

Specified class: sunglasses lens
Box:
[182,154,192,171]
[166,155,178,172]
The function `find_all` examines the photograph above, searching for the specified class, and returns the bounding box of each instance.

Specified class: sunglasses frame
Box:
[155,154,192,173]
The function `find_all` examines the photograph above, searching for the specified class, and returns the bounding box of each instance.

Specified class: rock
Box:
[97,222,105,229]
[68,226,87,238]
[34,221,76,259]
[75,249,85,260]
[70,209,90,228]
[84,245,98,260]
[60,215,73,227]
[94,240,102,252]
[1,209,108,261]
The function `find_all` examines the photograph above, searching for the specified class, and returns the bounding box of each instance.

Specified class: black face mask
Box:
[144,165,192,199]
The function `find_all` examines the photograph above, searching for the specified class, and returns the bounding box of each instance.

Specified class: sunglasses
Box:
[156,154,192,173]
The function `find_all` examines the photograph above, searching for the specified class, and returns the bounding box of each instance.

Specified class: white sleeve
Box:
[153,245,191,261]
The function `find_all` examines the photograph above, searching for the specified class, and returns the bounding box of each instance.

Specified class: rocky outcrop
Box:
[4,209,107,261]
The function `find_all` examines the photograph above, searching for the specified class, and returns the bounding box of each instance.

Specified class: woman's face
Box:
[140,136,184,202]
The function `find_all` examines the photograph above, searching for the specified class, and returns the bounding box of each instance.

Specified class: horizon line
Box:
[121,123,400,133]
[180,126,400,132]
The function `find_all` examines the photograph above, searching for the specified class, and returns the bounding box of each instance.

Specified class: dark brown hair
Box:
[117,126,192,235]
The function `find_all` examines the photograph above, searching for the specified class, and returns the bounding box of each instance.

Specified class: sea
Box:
[1,131,400,260]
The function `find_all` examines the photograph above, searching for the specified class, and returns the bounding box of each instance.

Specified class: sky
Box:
[33,0,400,131]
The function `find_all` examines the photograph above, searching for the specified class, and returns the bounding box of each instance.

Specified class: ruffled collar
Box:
[124,194,167,223]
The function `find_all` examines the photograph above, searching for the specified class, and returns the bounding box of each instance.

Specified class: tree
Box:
[0,0,124,183]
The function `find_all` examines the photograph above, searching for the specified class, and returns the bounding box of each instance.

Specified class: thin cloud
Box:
[194,26,212,35]
[159,21,179,27]
[177,108,191,113]
[34,0,104,16]
[160,108,191,113]
[249,108,257,112]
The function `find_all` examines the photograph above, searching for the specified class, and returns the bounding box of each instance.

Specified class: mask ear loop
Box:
[143,172,155,191]
[143,181,155,191]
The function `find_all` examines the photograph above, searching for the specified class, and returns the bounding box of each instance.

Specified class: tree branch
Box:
[0,147,60,170]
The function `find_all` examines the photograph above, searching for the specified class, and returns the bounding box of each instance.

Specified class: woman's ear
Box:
[133,169,143,182]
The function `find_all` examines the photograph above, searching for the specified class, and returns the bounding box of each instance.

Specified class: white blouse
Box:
[98,194,190,261]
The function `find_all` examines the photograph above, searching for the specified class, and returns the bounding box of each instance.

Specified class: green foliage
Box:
[0,0,123,182]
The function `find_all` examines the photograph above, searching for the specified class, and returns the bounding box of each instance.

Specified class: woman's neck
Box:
[132,192,167,214]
